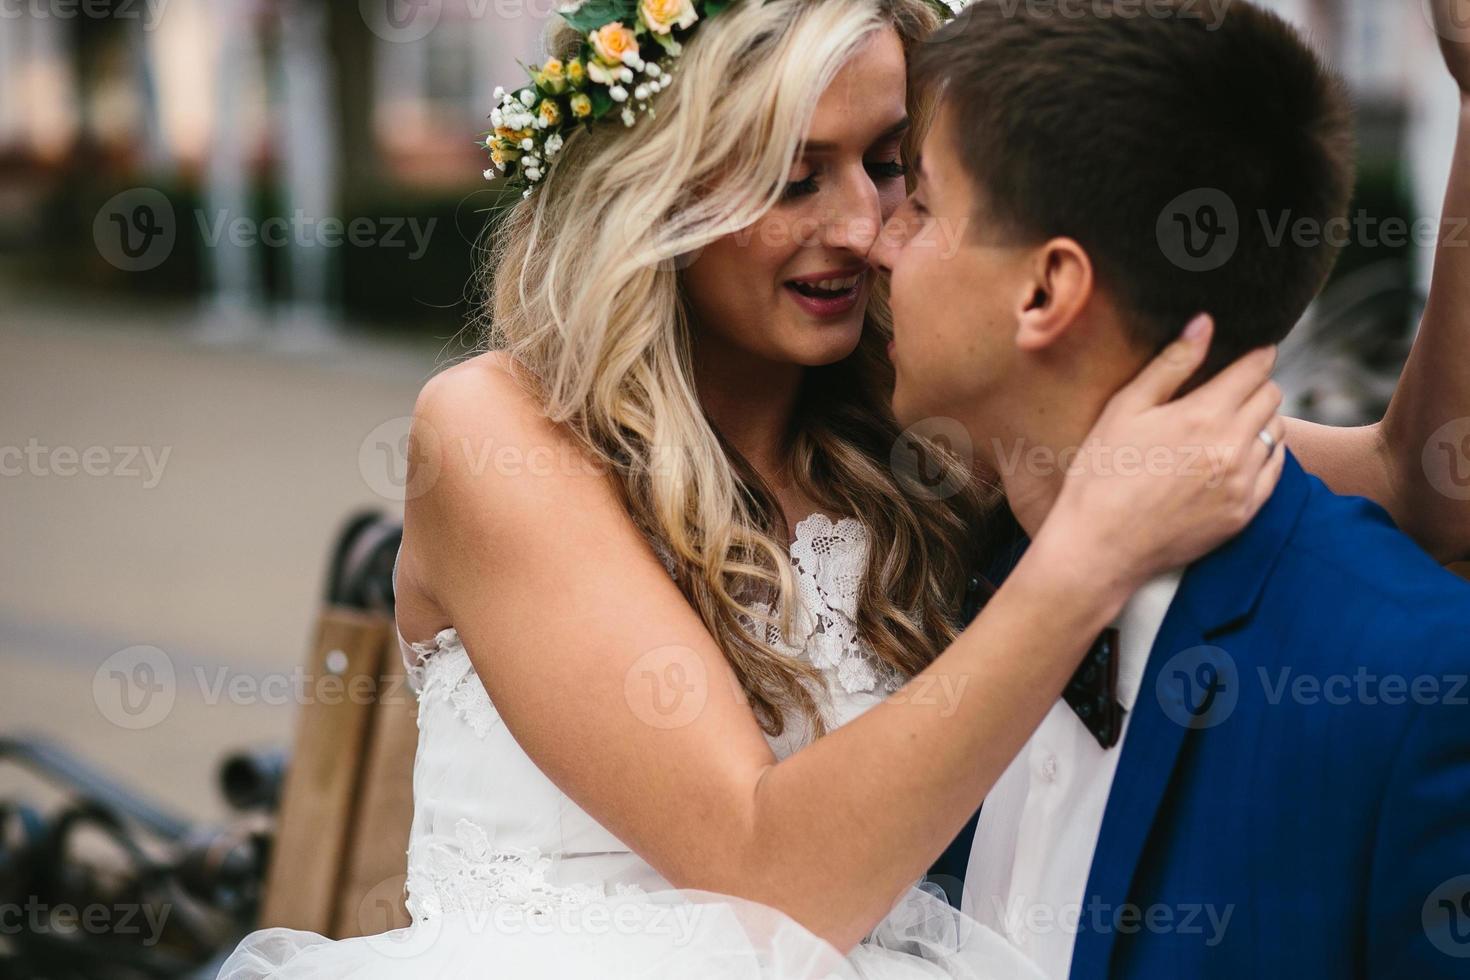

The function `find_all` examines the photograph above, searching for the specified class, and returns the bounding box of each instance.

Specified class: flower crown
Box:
[485,0,966,198]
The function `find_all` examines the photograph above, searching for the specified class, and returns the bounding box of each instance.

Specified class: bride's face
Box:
[682,27,910,368]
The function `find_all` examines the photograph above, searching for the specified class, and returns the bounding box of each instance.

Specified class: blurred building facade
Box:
[1265,0,1458,292]
[0,0,1459,333]
[0,0,549,331]
[0,0,549,181]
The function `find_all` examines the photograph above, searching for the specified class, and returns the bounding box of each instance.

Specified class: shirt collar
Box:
[1115,569,1185,712]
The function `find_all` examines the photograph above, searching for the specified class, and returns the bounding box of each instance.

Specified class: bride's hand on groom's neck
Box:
[1032,316,1286,600]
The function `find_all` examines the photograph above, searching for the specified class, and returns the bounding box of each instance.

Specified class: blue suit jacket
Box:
[931,452,1470,978]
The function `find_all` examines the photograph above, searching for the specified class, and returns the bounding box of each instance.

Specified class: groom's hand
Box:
[1429,0,1470,94]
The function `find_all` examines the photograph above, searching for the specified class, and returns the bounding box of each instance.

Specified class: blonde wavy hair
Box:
[481,0,1000,737]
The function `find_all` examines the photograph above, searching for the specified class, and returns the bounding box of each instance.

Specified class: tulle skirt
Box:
[216,882,1040,979]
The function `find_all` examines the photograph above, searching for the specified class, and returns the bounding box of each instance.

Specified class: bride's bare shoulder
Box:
[405,352,659,615]
[408,350,610,517]
[415,350,543,430]
[411,351,584,462]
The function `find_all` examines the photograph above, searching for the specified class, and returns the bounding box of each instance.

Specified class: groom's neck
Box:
[982,388,1114,542]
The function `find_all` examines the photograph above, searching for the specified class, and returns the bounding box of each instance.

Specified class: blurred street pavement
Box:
[1,293,451,825]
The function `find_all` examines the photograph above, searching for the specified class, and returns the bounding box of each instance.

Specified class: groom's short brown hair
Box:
[913,0,1355,377]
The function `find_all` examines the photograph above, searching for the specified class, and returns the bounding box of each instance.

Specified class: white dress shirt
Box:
[963,570,1184,979]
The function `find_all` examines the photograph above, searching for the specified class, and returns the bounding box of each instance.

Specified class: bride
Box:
[221,0,1470,976]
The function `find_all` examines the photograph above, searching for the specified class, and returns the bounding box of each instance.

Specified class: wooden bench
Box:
[256,513,418,939]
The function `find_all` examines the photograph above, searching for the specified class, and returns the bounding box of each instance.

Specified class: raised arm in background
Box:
[1286,7,1470,563]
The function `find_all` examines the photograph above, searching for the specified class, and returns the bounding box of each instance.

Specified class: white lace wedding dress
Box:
[217,515,1038,979]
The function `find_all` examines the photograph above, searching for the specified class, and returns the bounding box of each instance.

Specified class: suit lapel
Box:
[1068,453,1314,979]
[1068,592,1205,979]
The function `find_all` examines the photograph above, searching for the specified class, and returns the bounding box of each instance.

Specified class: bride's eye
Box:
[866,159,908,181]
[783,158,905,200]
[783,173,820,200]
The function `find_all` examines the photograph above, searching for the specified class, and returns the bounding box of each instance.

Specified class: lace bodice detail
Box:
[750,514,903,697]
[394,513,899,926]
[403,630,500,739]
[402,814,648,923]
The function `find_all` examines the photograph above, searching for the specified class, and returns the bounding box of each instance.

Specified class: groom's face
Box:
[871,105,1034,437]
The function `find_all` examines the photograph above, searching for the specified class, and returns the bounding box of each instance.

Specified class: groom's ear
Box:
[1014,238,1093,353]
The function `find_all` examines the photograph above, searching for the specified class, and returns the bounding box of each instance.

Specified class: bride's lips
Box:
[783,266,867,319]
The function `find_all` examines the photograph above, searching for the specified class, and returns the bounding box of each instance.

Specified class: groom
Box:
[874,1,1470,977]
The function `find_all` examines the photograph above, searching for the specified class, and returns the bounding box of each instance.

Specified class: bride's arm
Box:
[407,329,1277,953]
[1284,20,1470,563]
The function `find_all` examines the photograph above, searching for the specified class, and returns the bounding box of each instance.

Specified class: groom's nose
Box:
[870,208,907,274]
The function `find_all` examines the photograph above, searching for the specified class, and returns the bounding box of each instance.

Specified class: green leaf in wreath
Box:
[589,85,615,119]
[560,0,638,33]
[650,29,682,55]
